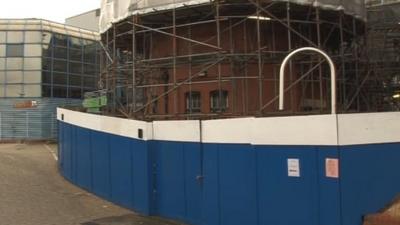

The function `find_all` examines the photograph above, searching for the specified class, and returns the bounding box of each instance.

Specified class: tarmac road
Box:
[0,143,182,225]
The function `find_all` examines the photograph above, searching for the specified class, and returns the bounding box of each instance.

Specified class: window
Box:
[185,91,201,113]
[42,58,52,71]
[69,75,82,87]
[53,34,68,47]
[83,76,95,88]
[210,90,229,112]
[53,72,67,85]
[53,86,67,98]
[42,71,52,84]
[53,59,68,72]
[69,48,82,61]
[42,45,52,57]
[69,87,82,99]
[53,46,68,59]
[69,62,82,74]
[83,63,96,75]
[6,44,24,57]
[42,85,51,97]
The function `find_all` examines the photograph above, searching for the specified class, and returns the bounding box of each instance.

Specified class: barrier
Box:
[58,108,400,225]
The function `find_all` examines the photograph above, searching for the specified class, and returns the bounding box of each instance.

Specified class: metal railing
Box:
[0,111,57,141]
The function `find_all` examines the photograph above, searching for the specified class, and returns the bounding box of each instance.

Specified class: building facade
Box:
[99,0,365,120]
[0,19,100,140]
[66,9,100,32]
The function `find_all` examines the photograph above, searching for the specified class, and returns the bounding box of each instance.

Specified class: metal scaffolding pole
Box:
[173,3,178,116]
[256,1,263,114]
[216,0,223,113]
[132,16,137,115]
[99,1,364,119]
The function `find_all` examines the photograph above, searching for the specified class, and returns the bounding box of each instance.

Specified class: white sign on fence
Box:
[287,158,300,177]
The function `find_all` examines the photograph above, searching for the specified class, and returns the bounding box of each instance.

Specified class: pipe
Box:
[279,47,337,114]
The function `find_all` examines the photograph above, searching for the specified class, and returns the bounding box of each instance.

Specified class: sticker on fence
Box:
[325,158,339,178]
[287,158,300,177]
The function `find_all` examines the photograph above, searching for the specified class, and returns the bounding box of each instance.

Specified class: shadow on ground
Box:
[82,214,183,225]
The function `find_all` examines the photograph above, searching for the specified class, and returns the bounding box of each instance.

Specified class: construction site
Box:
[96,0,399,120]
[52,2,400,225]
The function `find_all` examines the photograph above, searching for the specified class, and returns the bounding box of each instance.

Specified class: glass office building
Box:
[0,19,100,140]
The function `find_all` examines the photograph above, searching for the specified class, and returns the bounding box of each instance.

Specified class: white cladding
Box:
[58,108,400,146]
[99,0,366,33]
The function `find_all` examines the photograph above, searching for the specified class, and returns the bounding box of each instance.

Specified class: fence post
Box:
[0,112,2,140]
[26,112,29,139]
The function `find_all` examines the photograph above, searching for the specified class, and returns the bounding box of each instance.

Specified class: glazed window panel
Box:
[69,87,82,99]
[83,76,95,88]
[185,91,201,113]
[83,63,97,76]
[42,85,51,97]
[53,85,67,98]
[69,37,82,49]
[69,48,82,61]
[53,59,68,72]
[24,58,41,70]
[69,75,82,87]
[53,34,68,47]
[42,44,52,57]
[53,46,68,59]
[69,62,82,74]
[83,42,97,63]
[24,44,42,57]
[6,44,24,57]
[210,90,229,112]
[53,72,67,85]
[42,71,52,84]
[42,57,52,71]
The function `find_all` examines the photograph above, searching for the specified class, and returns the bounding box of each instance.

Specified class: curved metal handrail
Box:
[279,47,337,114]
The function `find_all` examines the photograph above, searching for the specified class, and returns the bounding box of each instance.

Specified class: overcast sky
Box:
[0,0,100,23]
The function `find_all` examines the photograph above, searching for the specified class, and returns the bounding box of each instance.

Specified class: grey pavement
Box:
[0,143,182,225]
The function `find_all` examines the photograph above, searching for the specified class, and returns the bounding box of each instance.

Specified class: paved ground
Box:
[0,143,183,225]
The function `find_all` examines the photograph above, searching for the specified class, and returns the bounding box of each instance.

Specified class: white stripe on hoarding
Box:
[58,108,400,146]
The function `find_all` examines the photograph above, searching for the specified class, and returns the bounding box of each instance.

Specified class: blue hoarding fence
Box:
[58,121,400,225]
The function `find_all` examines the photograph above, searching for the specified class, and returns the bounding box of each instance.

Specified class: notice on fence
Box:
[287,158,300,177]
[325,158,339,178]
[14,100,38,109]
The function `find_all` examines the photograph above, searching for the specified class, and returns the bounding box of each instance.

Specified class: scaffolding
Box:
[99,0,366,120]
[363,2,400,111]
